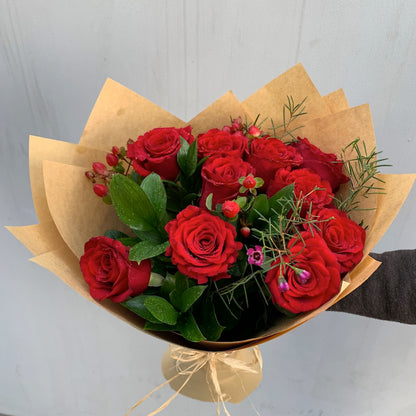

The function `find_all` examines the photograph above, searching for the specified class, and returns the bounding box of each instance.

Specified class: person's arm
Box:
[329,250,416,324]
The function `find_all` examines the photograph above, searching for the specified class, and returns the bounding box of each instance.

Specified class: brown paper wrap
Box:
[8,64,416,356]
[161,345,262,404]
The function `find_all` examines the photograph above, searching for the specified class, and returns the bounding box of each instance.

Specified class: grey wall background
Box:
[1,1,416,415]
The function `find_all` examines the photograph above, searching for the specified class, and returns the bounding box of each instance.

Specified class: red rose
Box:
[265,231,341,313]
[80,236,151,302]
[246,138,303,187]
[267,168,333,214]
[127,126,194,180]
[197,128,248,159]
[200,156,254,208]
[290,137,349,191]
[311,207,366,274]
[165,206,243,284]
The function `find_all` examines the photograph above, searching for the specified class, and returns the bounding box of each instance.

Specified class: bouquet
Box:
[8,64,415,409]
[81,111,370,344]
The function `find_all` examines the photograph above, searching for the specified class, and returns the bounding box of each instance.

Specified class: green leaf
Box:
[255,177,264,188]
[205,193,213,210]
[174,271,192,294]
[109,174,159,234]
[198,300,225,341]
[140,173,168,222]
[104,230,129,240]
[235,196,247,209]
[118,237,140,247]
[247,194,269,224]
[178,313,206,342]
[122,295,162,324]
[169,289,183,310]
[144,296,178,325]
[268,183,294,216]
[180,285,207,312]
[177,137,197,177]
[129,240,169,263]
[186,139,198,176]
[148,272,164,287]
[144,321,175,331]
[161,274,176,298]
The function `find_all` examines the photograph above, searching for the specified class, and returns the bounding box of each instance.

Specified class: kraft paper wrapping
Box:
[161,345,262,404]
[7,63,416,357]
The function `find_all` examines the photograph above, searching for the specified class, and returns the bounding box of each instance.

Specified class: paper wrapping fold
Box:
[8,64,416,355]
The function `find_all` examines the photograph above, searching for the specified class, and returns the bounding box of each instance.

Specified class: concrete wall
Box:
[1,1,415,415]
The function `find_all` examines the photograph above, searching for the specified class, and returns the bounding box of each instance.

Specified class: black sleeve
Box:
[328,250,416,324]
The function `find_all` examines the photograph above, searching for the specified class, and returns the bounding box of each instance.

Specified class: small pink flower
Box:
[247,245,264,266]
[278,277,290,292]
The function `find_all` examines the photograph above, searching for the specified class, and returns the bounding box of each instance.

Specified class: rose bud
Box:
[248,125,261,137]
[92,162,108,176]
[240,226,251,238]
[93,183,108,197]
[106,153,119,166]
[222,200,240,219]
[85,171,95,180]
[112,145,120,155]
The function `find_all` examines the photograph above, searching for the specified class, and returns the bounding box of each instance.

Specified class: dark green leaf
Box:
[169,289,183,310]
[129,240,169,263]
[140,173,168,222]
[177,137,190,174]
[186,139,198,176]
[104,230,129,240]
[197,300,225,341]
[268,183,294,217]
[247,194,269,224]
[174,272,191,294]
[133,229,165,244]
[161,274,176,298]
[144,296,178,325]
[122,295,162,324]
[118,237,140,247]
[109,174,159,233]
[144,321,175,331]
[180,285,207,312]
[177,137,197,177]
[178,313,206,342]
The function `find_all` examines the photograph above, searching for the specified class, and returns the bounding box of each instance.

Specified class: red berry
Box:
[221,201,240,219]
[248,125,261,137]
[106,153,119,166]
[93,184,108,197]
[231,117,242,130]
[112,146,120,155]
[240,226,250,238]
[242,175,256,189]
[92,162,107,175]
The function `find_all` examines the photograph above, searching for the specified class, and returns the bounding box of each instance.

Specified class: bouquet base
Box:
[161,344,263,404]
